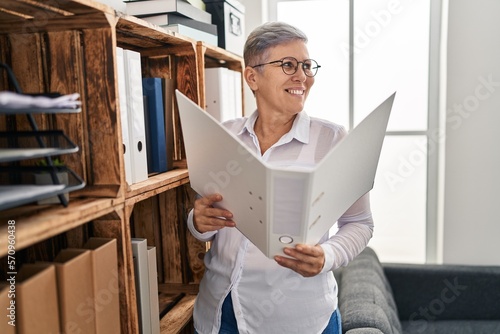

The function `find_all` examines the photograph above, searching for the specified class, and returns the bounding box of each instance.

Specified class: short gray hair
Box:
[243,22,308,69]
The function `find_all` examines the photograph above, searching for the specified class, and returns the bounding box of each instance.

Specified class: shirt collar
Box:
[237,109,311,145]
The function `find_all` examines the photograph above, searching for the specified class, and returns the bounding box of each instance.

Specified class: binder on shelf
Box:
[142,78,168,174]
[232,69,243,118]
[132,238,151,334]
[84,238,121,333]
[204,67,241,122]
[125,0,212,23]
[147,246,160,334]
[54,249,95,334]
[16,263,60,334]
[123,49,149,184]
[163,78,175,169]
[116,47,134,185]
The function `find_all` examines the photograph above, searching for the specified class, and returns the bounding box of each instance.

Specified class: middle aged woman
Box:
[188,22,374,334]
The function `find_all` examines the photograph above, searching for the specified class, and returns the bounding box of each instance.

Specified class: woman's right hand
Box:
[193,194,235,233]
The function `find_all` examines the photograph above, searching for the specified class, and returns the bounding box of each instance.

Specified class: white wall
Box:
[239,0,268,114]
[442,0,500,265]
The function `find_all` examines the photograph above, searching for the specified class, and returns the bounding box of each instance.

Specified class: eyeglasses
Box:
[252,57,321,77]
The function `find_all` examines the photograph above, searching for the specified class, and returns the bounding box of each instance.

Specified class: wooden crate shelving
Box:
[0,0,245,333]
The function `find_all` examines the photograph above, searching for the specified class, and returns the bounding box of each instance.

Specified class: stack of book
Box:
[125,0,218,45]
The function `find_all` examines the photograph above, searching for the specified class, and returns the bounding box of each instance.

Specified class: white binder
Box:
[204,67,231,122]
[123,49,148,183]
[176,90,395,258]
[147,246,160,334]
[132,238,151,334]
[205,68,243,122]
[115,47,133,185]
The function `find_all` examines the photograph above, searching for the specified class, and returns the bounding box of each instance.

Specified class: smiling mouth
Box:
[286,89,305,95]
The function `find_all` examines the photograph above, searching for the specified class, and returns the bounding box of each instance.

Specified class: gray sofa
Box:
[333,247,500,334]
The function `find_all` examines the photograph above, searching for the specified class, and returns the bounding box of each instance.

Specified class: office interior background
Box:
[105,0,500,266]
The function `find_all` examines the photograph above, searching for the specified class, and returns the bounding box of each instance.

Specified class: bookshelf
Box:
[0,0,244,333]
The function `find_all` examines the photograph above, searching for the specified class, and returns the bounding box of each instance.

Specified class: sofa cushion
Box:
[334,248,402,334]
[400,320,500,334]
[384,264,500,322]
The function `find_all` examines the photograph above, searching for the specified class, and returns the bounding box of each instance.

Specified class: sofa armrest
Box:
[346,329,384,334]
[383,263,500,322]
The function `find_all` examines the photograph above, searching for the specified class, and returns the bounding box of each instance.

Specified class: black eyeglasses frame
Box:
[251,57,321,77]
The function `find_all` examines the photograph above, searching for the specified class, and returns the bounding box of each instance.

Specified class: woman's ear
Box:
[244,66,258,92]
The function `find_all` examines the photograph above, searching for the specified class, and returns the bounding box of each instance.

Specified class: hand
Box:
[274,244,325,277]
[193,194,235,233]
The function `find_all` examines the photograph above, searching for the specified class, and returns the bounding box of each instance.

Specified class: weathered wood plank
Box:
[159,294,196,334]
[173,52,198,161]
[125,169,189,203]
[81,27,121,194]
[0,198,121,256]
[45,30,86,178]
[132,196,164,281]
[178,185,205,283]
[159,189,183,283]
[7,33,47,132]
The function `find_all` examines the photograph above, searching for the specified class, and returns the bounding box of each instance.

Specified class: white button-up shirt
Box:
[188,110,374,334]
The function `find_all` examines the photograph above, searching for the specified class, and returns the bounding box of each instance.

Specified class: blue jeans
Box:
[195,293,342,334]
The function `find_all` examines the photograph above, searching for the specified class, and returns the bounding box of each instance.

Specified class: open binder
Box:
[176,90,395,258]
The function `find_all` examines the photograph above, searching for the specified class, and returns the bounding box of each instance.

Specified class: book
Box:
[132,238,151,334]
[126,0,211,23]
[164,23,217,46]
[176,90,395,258]
[147,246,160,334]
[141,13,217,34]
[142,78,168,174]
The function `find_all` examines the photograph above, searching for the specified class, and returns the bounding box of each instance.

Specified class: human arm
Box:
[319,193,374,271]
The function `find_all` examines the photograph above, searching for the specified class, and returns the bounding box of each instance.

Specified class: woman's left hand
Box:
[274,244,325,277]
